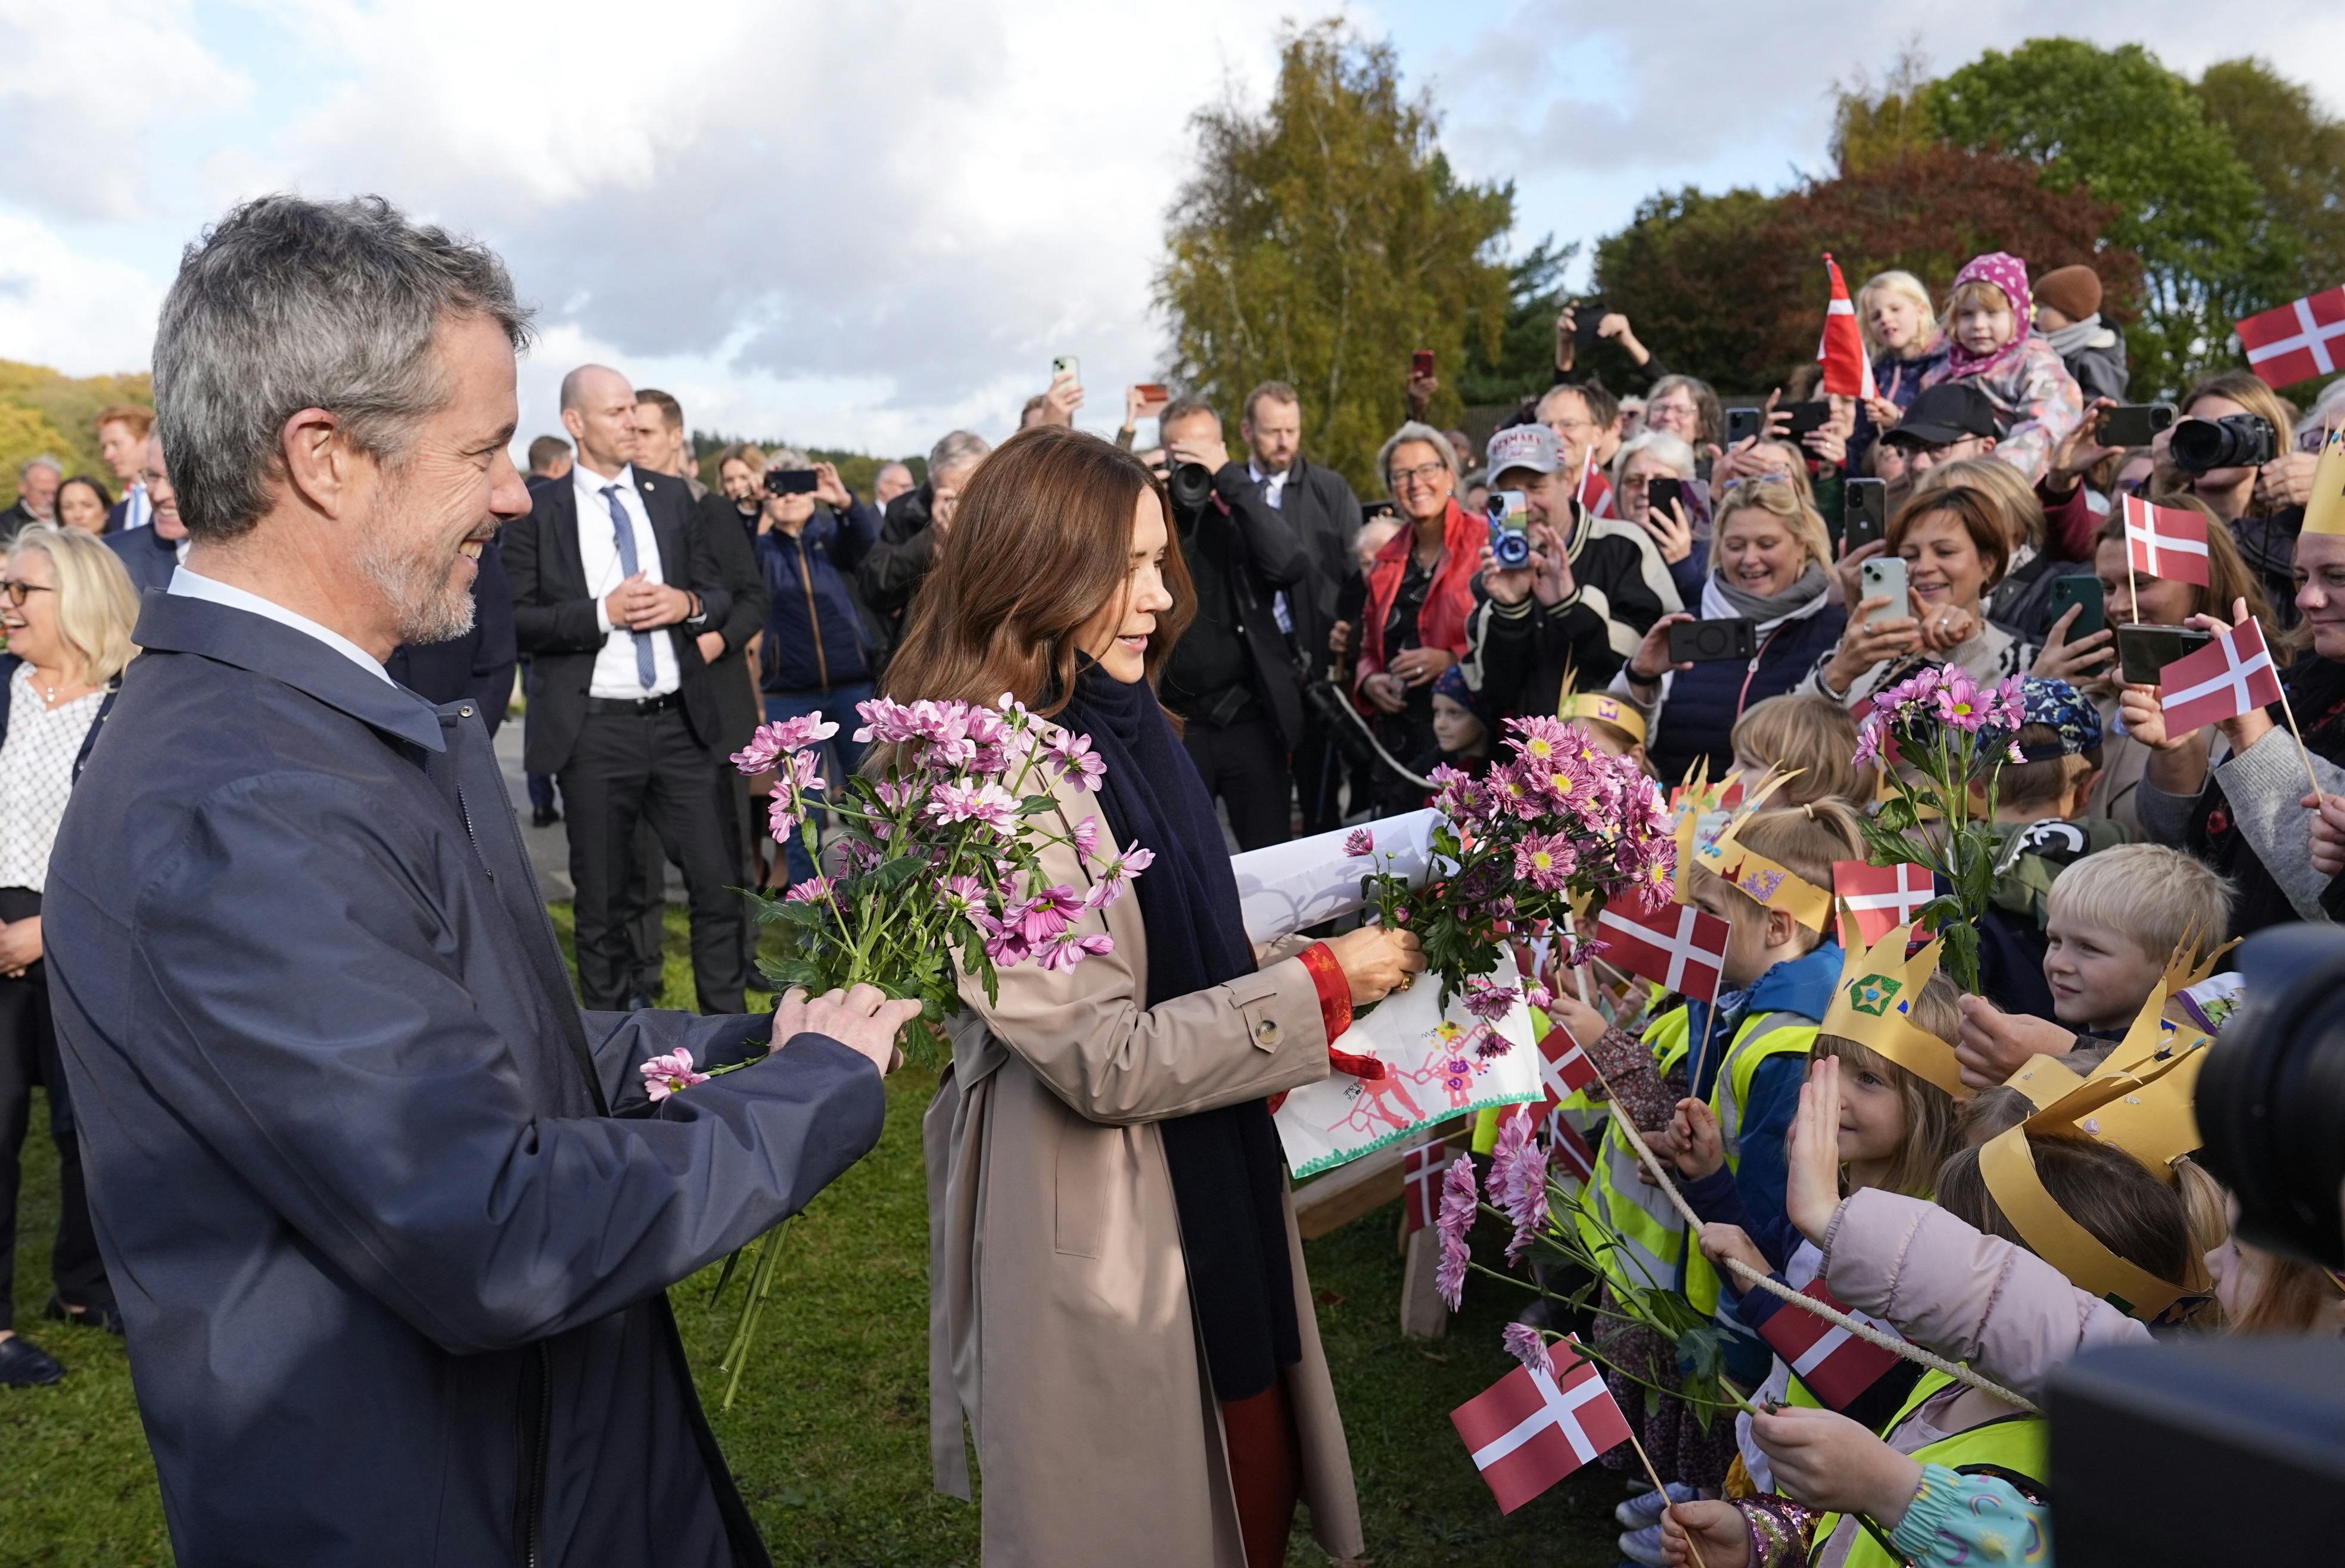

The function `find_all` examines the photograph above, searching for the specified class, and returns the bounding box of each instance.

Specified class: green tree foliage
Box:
[0,359,154,504]
[1156,21,1512,493]
[1926,39,2265,393]
[1828,46,1939,176]
[2194,57,2345,402]
[687,432,924,502]
[1455,234,1576,410]
[1591,149,2133,394]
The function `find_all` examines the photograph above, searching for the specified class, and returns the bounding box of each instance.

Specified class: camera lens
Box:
[1165,461,1215,516]
[2196,925,2345,1268]
[2169,414,2276,474]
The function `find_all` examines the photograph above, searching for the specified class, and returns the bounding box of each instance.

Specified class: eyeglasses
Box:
[1721,473,1794,492]
[0,581,54,607]
[1391,462,1450,487]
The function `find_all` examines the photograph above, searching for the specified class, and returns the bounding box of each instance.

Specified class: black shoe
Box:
[625,991,658,1012]
[0,1334,64,1386]
[43,1293,126,1335]
[531,805,561,829]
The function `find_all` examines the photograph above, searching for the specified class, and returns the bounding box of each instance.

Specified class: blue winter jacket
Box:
[757,499,881,693]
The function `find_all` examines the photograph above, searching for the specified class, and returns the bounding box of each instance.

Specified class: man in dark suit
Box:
[0,456,61,543]
[504,363,748,1014]
[385,533,518,738]
[1239,380,1361,831]
[45,192,912,1568]
[102,434,187,595]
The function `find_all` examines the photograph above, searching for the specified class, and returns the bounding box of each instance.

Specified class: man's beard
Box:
[359,489,478,646]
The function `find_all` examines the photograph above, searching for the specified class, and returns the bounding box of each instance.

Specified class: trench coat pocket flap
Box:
[1226,972,1291,1053]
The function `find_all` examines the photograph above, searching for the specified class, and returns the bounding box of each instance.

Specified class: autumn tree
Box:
[1157,23,1512,491]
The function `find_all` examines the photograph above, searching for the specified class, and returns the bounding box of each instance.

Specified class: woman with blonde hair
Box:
[0,525,138,1386]
[1613,480,1846,783]
[899,426,1422,1565]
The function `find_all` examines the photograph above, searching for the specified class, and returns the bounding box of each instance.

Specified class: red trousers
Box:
[1221,1378,1301,1568]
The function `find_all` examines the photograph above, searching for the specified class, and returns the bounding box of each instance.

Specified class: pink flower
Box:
[1464,978,1519,1022]
[1488,1103,1532,1196]
[853,696,918,746]
[785,749,826,794]
[782,875,833,903]
[970,906,1031,966]
[1504,1140,1550,1264]
[640,1048,709,1103]
[1046,732,1107,789]
[1070,816,1101,863]
[1506,715,1575,765]
[1525,985,1554,1011]
[1513,832,1577,892]
[926,780,1018,832]
[1343,827,1375,858]
[1503,1322,1555,1379]
[1932,667,1987,731]
[941,875,985,917]
[767,793,804,843]
[875,776,926,813]
[732,713,837,774]
[1436,1156,1478,1310]
[1037,930,1115,972]
[1012,884,1087,946]
[1473,1026,1514,1062]
[1083,842,1155,909]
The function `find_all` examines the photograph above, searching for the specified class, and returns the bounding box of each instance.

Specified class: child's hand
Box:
[1660,1499,1753,1568]
[1547,992,1607,1051]
[1749,1405,1925,1527]
[1785,1057,1844,1247]
[1698,1222,1769,1283]
[1669,1096,1725,1179]
[1954,993,2077,1089]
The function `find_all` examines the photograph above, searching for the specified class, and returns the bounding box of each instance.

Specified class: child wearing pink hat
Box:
[1917,251,2085,485]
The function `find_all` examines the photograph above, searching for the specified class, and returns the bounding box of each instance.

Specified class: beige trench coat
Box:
[925,768,1366,1565]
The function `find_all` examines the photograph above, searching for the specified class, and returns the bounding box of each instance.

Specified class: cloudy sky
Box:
[3,1,2340,461]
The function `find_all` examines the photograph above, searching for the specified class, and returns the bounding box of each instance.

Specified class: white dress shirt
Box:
[0,664,107,891]
[573,463,681,699]
[168,565,397,686]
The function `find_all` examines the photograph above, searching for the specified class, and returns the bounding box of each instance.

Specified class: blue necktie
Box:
[603,484,657,690]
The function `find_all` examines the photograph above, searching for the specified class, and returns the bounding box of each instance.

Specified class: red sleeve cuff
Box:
[1299,942,1379,1078]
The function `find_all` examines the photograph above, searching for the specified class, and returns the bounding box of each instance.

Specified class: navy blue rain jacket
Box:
[757,500,879,693]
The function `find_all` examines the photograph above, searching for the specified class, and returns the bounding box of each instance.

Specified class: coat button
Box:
[1253,1018,1282,1047]
[459,705,474,717]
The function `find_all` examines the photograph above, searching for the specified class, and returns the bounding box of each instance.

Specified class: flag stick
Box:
[2274,679,2328,806]
[1623,1423,1711,1568]
[1577,1053,2041,1414]
[1688,1001,1720,1108]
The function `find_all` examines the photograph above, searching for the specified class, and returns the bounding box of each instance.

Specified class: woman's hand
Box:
[1825,601,1918,692]
[2030,603,2115,682]
[1388,646,1456,687]
[1639,497,1695,565]
[1360,671,1407,714]
[1626,612,1695,689]
[0,915,40,978]
[1660,1500,1753,1568]
[1324,924,1427,1005]
[1914,598,1976,653]
[1669,1096,1724,1178]
[2256,449,2321,512]
[2116,682,2192,754]
[2310,792,2345,879]
[1124,383,1170,432]
[1749,1405,1925,1526]
[1697,1221,1769,1284]
[1831,537,1885,609]
[1784,1057,1843,1246]
[2048,396,2123,492]
[1954,993,2077,1090]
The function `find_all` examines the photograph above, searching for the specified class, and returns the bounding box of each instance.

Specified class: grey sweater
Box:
[2136,721,2343,922]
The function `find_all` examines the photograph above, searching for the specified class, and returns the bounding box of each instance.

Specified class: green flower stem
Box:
[717,1219,791,1411]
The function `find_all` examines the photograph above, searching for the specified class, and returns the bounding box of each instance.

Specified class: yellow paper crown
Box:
[1561,692,1648,743]
[1978,1121,2209,1322]
[2101,931,2234,1079]
[1671,757,1716,907]
[2302,424,2345,539]
[1692,768,1835,932]
[1820,913,1967,1097]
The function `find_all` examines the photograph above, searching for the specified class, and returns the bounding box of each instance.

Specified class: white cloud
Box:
[0,207,166,372]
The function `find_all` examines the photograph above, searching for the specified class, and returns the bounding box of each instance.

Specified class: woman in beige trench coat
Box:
[890,427,1423,1566]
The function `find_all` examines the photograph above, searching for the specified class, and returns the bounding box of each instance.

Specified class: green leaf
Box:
[1018,795,1057,816]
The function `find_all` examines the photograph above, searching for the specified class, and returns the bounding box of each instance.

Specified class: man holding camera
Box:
[505,364,748,1014]
[1158,395,1310,850]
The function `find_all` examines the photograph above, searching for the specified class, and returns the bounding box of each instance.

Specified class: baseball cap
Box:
[1483,422,1560,478]
[1882,383,1999,449]
[2010,676,2103,761]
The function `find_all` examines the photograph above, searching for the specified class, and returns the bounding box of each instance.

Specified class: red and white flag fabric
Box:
[1537,1023,1599,1113]
[1817,254,1879,401]
[1754,1278,1905,1413]
[2122,494,2210,586]
[1401,1138,1453,1234]
[2236,287,2345,388]
[1831,860,1942,947]
[1596,900,1729,1003]
[1547,1115,1597,1184]
[1451,1337,1632,1513]
[2159,618,2284,735]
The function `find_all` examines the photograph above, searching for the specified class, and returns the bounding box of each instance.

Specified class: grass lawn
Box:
[2,906,1624,1566]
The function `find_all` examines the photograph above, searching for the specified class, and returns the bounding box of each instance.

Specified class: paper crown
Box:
[2302,424,2345,539]
[1691,768,1835,932]
[1820,914,1967,1097]
[1560,692,1647,744]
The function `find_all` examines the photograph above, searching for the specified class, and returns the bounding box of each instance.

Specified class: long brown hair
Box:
[1936,1133,2197,1287]
[882,425,1194,717]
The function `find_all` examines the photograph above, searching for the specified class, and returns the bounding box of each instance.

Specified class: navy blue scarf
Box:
[1058,662,1301,1401]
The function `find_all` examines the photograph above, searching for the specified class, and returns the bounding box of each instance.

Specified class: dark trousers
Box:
[1293,713,1344,835]
[623,757,758,998]
[0,887,108,1329]
[559,705,748,1015]
[1180,712,1292,851]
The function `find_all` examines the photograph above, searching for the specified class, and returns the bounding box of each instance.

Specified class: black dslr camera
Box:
[1164,461,1215,521]
[2167,413,2276,473]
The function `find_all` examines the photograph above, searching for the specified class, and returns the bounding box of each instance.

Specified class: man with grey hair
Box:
[872,459,915,510]
[0,455,62,542]
[857,427,991,659]
[43,194,907,1568]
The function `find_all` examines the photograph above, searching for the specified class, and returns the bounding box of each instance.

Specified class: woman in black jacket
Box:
[0,525,138,1385]
[755,450,882,889]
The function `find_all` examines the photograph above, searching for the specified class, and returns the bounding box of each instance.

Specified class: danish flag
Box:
[1537,1024,1599,1112]
[1401,1138,1454,1234]
[1452,1336,1632,1513]
[1817,253,1878,400]
[2159,618,2284,735]
[1831,860,1943,947]
[2235,287,2345,389]
[2122,494,2210,586]
[1595,900,1729,1003]
[1755,1278,1905,1413]
[1547,1115,1597,1184]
